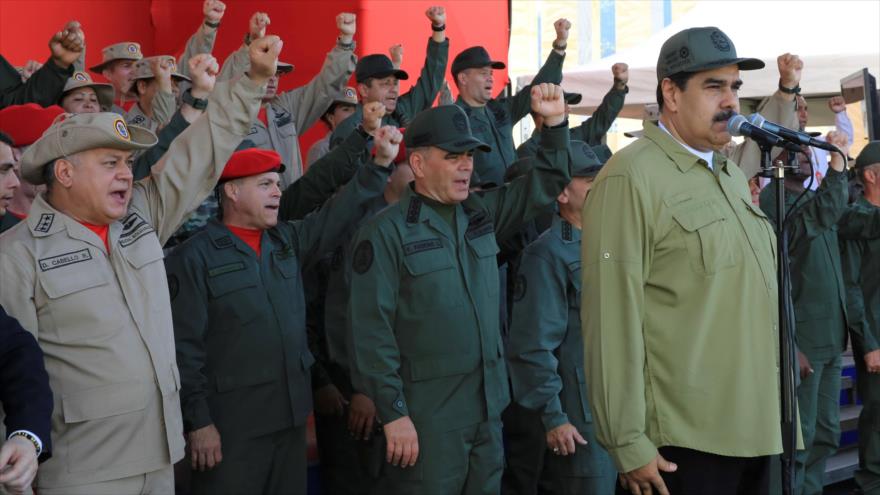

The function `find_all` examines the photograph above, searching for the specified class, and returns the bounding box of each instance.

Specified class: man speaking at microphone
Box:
[581,27,782,494]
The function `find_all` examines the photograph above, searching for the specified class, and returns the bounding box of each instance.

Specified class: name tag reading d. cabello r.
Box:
[39,249,93,271]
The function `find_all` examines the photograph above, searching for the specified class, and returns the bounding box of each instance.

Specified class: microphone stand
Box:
[758,142,799,495]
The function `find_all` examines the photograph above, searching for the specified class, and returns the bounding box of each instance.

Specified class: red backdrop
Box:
[0,0,510,164]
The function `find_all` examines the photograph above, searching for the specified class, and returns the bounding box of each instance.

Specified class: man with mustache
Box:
[348,83,572,494]
[581,27,782,494]
[0,36,281,494]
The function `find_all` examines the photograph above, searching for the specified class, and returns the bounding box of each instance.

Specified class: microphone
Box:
[727,114,801,152]
[747,113,838,152]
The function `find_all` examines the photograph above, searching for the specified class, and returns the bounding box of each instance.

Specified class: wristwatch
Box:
[778,80,801,95]
[182,89,209,110]
[204,20,221,28]
[552,40,567,51]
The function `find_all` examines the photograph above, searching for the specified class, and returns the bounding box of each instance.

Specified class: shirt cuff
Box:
[7,430,42,457]
[607,434,659,474]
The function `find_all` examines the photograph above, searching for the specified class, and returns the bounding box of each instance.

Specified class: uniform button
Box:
[603,252,610,259]
[395,400,404,408]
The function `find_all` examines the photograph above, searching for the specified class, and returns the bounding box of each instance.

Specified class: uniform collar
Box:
[644,121,732,176]
[26,194,112,253]
[399,186,464,241]
[552,214,581,244]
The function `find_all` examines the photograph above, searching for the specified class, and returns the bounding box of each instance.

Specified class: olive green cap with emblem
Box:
[657,27,764,80]
[89,42,144,73]
[61,71,115,111]
[404,105,491,153]
[20,112,157,185]
[856,141,880,169]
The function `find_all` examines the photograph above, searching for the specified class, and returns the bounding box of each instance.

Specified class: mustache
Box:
[713,110,735,123]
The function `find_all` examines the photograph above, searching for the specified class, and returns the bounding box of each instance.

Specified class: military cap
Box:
[564,91,582,105]
[624,103,660,138]
[855,141,880,169]
[220,148,286,181]
[570,140,603,177]
[334,86,359,106]
[132,56,191,82]
[451,46,505,77]
[591,143,613,165]
[0,104,65,148]
[89,42,143,73]
[276,61,294,75]
[20,112,157,185]
[61,71,115,110]
[404,105,491,153]
[657,27,764,80]
[355,55,408,83]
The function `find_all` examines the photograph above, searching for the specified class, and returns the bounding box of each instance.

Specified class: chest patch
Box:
[34,213,54,233]
[208,262,246,277]
[119,213,154,247]
[39,248,92,272]
[465,213,494,240]
[403,238,443,256]
[513,274,527,302]
[352,240,374,274]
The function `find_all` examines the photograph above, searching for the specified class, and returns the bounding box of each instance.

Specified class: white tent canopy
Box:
[516,0,880,119]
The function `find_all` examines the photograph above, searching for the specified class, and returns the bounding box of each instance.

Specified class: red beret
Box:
[220,148,286,181]
[0,104,65,147]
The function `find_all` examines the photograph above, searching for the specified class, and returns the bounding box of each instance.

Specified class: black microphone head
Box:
[747,113,766,128]
[727,114,748,137]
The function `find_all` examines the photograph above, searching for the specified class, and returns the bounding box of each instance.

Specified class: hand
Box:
[203,0,226,25]
[619,454,677,495]
[425,6,446,26]
[362,101,386,135]
[188,54,220,99]
[20,60,43,82]
[828,96,847,114]
[149,56,174,94]
[865,350,880,374]
[49,20,84,68]
[438,80,454,106]
[530,83,565,127]
[554,18,572,43]
[337,12,356,43]
[0,436,38,495]
[777,53,803,90]
[825,130,850,172]
[247,35,283,84]
[612,63,629,89]
[249,12,271,40]
[389,44,404,68]
[383,415,419,467]
[798,350,814,380]
[315,384,348,416]
[348,393,377,440]
[188,424,222,471]
[546,423,588,456]
[373,126,403,167]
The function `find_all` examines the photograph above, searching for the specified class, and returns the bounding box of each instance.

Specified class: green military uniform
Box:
[516,85,626,159]
[348,105,572,494]
[455,50,564,187]
[330,37,449,147]
[759,167,849,495]
[166,155,391,495]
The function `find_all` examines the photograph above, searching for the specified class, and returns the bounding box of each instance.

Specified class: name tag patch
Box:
[119,213,154,247]
[39,249,92,271]
[403,238,443,256]
[208,262,246,277]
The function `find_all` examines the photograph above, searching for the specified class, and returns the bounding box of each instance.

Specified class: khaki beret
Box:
[61,72,115,110]
[89,42,143,73]
[132,56,191,82]
[20,112,157,185]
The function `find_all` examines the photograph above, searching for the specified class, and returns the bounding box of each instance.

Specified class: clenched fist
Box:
[425,6,446,26]
[249,12,271,40]
[362,101,386,135]
[828,96,847,114]
[189,54,220,99]
[248,35,283,83]
[150,56,175,93]
[373,126,404,167]
[203,0,226,25]
[49,20,84,68]
[531,83,565,127]
[554,18,571,43]
[612,62,629,89]
[337,12,356,42]
[826,130,850,172]
[777,53,803,90]
[389,44,404,69]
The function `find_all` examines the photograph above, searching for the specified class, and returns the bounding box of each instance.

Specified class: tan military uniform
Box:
[0,76,263,491]
[124,56,188,132]
[219,42,356,188]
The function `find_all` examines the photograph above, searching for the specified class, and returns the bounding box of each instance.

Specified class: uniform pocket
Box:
[672,202,739,275]
[40,266,123,343]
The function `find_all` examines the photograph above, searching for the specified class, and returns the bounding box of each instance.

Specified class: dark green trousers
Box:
[374,420,503,495]
[501,402,545,494]
[314,410,380,494]
[795,353,841,495]
[854,350,880,494]
[190,425,306,495]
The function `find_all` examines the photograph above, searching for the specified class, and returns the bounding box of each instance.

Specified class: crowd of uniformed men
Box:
[0,1,879,494]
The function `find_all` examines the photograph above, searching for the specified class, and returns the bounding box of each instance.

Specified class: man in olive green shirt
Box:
[348,84,571,494]
[581,27,781,494]
[840,142,880,495]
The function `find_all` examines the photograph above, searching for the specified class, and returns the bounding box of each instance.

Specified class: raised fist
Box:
[373,126,403,167]
[248,35,282,83]
[425,6,446,26]
[531,83,565,126]
[554,18,571,42]
[362,101,386,135]
[49,20,84,68]
[150,56,174,93]
[389,44,404,69]
[777,53,803,90]
[828,96,847,114]
[189,54,220,99]
[438,80,453,106]
[337,12,356,38]
[826,130,850,172]
[249,12,271,40]
[19,60,43,82]
[203,0,226,24]
[612,62,629,88]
